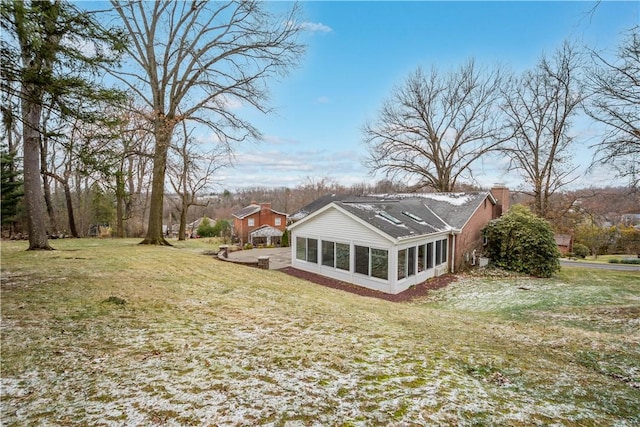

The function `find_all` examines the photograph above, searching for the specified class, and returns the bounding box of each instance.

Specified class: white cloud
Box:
[298,21,333,33]
[316,96,330,104]
[217,146,369,190]
[262,135,300,146]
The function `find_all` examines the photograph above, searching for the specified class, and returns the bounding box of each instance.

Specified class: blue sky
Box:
[214,0,638,192]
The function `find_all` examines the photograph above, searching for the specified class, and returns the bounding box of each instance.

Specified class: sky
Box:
[209,0,638,192]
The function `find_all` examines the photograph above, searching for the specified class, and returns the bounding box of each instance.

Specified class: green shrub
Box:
[609,258,640,265]
[281,228,290,247]
[482,205,560,278]
[244,243,253,250]
[196,217,216,237]
[212,219,231,238]
[572,243,589,259]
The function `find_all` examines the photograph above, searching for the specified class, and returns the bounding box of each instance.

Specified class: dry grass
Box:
[1,238,639,426]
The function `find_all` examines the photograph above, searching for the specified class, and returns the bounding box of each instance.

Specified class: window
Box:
[354,245,388,279]
[408,246,416,276]
[308,238,318,263]
[296,237,306,261]
[441,238,448,264]
[296,237,318,263]
[322,241,334,267]
[435,238,448,266]
[371,249,388,280]
[418,244,426,272]
[248,218,255,227]
[426,242,434,269]
[336,243,350,271]
[321,241,350,271]
[275,217,282,226]
[397,249,406,280]
[355,246,369,275]
[398,247,417,280]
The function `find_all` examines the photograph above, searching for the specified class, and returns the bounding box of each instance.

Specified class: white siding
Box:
[294,208,391,247]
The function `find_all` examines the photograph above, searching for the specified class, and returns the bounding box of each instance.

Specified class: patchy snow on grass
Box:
[2,240,639,426]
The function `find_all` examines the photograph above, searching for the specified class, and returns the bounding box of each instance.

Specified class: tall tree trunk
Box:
[42,173,58,234]
[62,181,78,237]
[178,197,188,241]
[140,118,172,245]
[22,98,52,250]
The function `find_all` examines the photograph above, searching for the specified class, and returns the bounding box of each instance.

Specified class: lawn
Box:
[1,238,639,426]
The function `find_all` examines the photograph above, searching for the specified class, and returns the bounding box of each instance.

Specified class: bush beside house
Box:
[482,205,560,278]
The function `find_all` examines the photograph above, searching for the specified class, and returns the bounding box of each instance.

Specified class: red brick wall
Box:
[454,196,495,271]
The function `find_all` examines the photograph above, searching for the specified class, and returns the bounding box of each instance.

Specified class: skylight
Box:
[402,211,423,222]
[377,211,402,225]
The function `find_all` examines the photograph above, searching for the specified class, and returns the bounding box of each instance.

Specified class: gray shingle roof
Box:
[232,204,261,219]
[291,192,493,240]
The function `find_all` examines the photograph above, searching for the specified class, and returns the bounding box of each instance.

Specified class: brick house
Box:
[554,234,574,255]
[232,202,288,246]
[288,187,509,294]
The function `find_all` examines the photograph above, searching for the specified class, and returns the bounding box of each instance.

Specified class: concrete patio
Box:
[222,247,291,270]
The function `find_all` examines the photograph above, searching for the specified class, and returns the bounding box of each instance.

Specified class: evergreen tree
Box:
[1,148,23,229]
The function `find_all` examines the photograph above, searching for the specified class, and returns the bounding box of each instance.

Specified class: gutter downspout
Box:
[451,229,461,274]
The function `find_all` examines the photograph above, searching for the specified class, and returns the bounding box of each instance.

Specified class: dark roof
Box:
[290,192,493,240]
[289,194,348,221]
[554,234,573,246]
[233,204,261,219]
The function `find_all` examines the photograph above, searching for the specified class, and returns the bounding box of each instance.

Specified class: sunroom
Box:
[288,198,458,294]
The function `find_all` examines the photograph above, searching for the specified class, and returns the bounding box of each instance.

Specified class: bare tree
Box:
[501,42,585,218]
[109,1,304,245]
[363,60,506,192]
[585,27,640,189]
[168,121,230,240]
[112,109,154,238]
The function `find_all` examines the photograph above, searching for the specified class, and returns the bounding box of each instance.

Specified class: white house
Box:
[288,189,508,294]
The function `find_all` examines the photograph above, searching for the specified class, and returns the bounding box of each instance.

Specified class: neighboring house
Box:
[233,202,288,246]
[554,234,573,255]
[288,187,509,295]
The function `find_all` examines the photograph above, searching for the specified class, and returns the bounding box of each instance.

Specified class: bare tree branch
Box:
[363,60,507,192]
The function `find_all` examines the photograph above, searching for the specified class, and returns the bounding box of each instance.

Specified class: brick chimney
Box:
[490,185,510,217]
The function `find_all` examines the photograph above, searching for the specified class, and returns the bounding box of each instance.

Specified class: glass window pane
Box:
[355,245,369,275]
[442,239,448,263]
[427,242,434,269]
[408,246,416,276]
[436,240,442,265]
[371,249,388,280]
[397,249,406,280]
[296,237,306,261]
[308,239,318,263]
[322,240,335,267]
[336,243,350,271]
[418,244,425,272]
